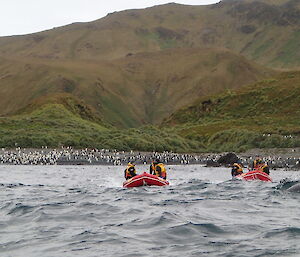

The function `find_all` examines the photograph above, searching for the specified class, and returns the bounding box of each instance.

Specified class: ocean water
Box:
[0,164,299,257]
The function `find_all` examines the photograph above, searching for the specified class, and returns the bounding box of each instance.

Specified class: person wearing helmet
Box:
[150,159,167,180]
[124,162,137,180]
[231,162,243,177]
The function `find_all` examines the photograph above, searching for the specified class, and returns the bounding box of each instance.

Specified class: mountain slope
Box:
[0,0,299,68]
[164,71,300,151]
[0,0,299,151]
[0,48,274,127]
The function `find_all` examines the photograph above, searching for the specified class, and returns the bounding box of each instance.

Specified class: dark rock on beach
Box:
[205,159,221,167]
[217,152,240,166]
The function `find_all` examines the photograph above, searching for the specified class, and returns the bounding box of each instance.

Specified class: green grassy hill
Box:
[0,0,300,151]
[0,103,201,152]
[0,103,107,148]
[164,71,300,151]
[3,70,300,152]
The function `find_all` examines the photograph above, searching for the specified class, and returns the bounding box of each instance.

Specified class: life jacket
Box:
[260,164,269,174]
[253,159,263,169]
[125,163,136,179]
[256,163,265,170]
[155,163,167,179]
[232,163,243,176]
[233,163,243,172]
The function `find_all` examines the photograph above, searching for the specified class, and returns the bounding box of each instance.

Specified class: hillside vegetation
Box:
[0,0,300,152]
[165,71,300,151]
[2,71,300,152]
[0,103,202,152]
[0,48,273,127]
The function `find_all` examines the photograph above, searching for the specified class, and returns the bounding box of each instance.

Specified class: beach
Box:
[0,147,299,170]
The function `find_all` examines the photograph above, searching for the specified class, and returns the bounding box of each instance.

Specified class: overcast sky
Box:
[0,0,220,37]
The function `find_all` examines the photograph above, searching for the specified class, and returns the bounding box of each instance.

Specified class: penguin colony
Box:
[0,147,299,169]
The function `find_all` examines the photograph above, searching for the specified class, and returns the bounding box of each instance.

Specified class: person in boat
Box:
[260,163,270,175]
[231,162,243,177]
[251,157,263,169]
[251,158,270,175]
[149,160,156,174]
[124,162,137,180]
[150,159,167,180]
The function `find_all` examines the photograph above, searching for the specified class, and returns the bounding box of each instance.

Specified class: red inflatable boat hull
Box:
[236,169,272,182]
[123,172,169,188]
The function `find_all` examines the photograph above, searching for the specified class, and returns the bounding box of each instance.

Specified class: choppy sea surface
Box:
[0,165,299,257]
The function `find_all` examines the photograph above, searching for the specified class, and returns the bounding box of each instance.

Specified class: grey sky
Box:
[0,0,220,37]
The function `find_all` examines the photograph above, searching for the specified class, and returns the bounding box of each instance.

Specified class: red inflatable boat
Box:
[236,169,272,182]
[123,172,169,188]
